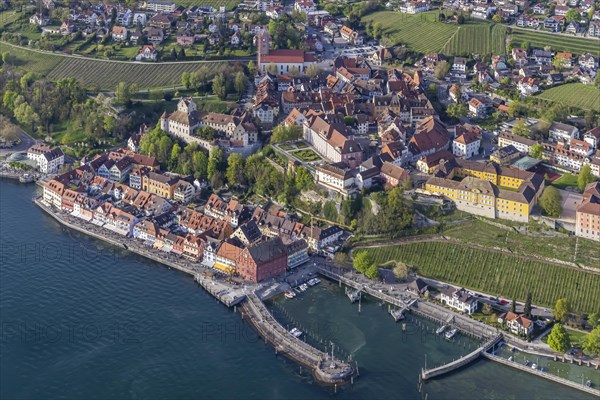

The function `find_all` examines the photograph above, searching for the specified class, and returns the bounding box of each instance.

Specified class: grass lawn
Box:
[291,149,322,162]
[542,328,588,347]
[359,241,600,313]
[0,10,21,29]
[443,219,599,267]
[536,84,600,113]
[0,42,63,75]
[551,173,580,191]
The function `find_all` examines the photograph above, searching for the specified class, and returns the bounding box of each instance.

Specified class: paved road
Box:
[0,127,35,156]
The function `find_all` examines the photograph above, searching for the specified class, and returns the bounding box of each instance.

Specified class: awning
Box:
[213,262,234,274]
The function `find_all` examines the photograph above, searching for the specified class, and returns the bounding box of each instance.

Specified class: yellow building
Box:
[142,171,178,199]
[426,161,544,222]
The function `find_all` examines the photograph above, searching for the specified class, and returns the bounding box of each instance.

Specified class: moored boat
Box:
[436,325,446,334]
[445,328,457,339]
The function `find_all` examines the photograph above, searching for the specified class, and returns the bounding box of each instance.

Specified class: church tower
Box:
[257,27,271,70]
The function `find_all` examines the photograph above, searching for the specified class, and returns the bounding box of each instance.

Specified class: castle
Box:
[160,98,258,148]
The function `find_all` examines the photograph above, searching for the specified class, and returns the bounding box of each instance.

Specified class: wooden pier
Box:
[240,291,355,384]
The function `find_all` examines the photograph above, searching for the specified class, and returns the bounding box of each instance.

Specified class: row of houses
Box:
[41,158,345,282]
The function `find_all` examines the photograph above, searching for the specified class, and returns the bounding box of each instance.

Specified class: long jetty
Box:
[482,352,600,397]
[240,291,355,384]
[421,334,503,380]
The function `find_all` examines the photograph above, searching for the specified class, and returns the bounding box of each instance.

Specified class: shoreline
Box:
[31,196,598,393]
[32,197,355,385]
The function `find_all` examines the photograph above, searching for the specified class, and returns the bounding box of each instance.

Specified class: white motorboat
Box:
[285,291,296,299]
[290,328,303,338]
[445,328,457,340]
[531,363,537,370]
[436,325,446,334]
[300,284,308,291]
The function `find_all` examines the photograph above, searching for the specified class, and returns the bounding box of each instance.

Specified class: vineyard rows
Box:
[47,58,227,89]
[360,241,600,313]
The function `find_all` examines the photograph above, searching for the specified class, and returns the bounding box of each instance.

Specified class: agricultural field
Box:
[443,220,600,267]
[46,57,228,89]
[0,43,63,75]
[359,241,600,313]
[442,24,507,56]
[510,29,600,57]
[362,11,458,54]
[536,83,600,113]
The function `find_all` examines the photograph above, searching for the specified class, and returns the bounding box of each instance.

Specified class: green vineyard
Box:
[536,83,600,112]
[510,29,600,57]
[360,241,600,313]
[47,58,227,89]
[442,24,507,56]
[362,11,458,54]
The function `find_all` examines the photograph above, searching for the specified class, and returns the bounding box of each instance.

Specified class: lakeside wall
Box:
[483,352,600,397]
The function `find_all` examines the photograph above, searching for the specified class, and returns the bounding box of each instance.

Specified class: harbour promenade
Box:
[33,197,355,385]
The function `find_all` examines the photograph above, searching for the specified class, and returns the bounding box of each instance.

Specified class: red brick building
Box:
[236,237,287,282]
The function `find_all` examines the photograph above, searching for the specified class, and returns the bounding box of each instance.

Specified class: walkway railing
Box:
[421,335,503,380]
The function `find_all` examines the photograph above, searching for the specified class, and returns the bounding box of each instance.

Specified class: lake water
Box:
[0,180,595,399]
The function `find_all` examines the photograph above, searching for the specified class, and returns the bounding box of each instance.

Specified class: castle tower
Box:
[257,27,271,70]
[160,111,169,132]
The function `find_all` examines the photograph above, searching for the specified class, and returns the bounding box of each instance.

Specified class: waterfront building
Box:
[286,239,309,269]
[498,312,533,336]
[236,237,287,283]
[440,287,478,314]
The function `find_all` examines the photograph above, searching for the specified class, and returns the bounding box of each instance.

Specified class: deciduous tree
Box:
[583,327,600,357]
[539,186,562,217]
[553,298,571,323]
[353,251,373,274]
[577,164,595,192]
[547,324,571,353]
[530,143,544,159]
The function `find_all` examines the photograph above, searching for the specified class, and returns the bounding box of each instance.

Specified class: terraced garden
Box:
[358,241,600,313]
[510,29,600,57]
[442,24,507,56]
[536,83,600,113]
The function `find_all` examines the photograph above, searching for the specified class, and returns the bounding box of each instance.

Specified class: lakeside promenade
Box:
[33,197,355,384]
